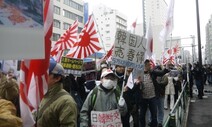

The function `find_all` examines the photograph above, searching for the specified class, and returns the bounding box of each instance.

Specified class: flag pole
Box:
[120,67,127,98]
[169,33,173,64]
[142,0,146,36]
[91,13,110,67]
[92,13,107,55]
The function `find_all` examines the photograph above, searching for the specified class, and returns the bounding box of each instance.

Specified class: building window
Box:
[78,27,83,33]
[63,9,83,23]
[63,22,71,30]
[106,31,110,33]
[53,19,60,28]
[53,33,60,41]
[54,6,60,15]
[64,0,83,12]
[106,24,110,27]
[78,16,83,23]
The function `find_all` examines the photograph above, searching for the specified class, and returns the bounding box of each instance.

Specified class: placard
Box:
[91,109,122,127]
[0,0,44,59]
[112,29,146,70]
[61,57,83,76]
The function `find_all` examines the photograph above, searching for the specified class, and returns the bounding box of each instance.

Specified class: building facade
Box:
[93,4,127,52]
[52,0,85,47]
[205,15,212,64]
[143,0,168,61]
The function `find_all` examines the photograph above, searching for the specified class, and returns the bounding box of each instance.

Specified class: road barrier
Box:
[163,80,190,127]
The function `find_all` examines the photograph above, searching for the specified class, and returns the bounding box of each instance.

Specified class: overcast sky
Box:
[85,0,212,51]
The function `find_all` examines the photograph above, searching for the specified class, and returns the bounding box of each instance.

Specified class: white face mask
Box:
[102,79,117,89]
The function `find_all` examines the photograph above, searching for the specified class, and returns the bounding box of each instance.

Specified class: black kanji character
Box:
[129,34,137,47]
[115,45,124,58]
[127,48,135,61]
[136,51,144,63]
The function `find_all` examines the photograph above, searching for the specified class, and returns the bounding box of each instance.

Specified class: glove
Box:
[118,97,125,107]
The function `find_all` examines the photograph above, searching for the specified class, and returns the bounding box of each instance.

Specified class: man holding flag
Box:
[19,0,77,126]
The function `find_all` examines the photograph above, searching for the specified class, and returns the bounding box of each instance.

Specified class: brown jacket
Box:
[0,75,19,103]
[0,99,22,127]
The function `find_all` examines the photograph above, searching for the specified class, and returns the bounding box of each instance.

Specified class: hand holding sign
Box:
[118,97,125,107]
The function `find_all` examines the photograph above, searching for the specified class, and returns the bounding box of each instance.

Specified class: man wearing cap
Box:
[80,69,127,127]
[96,60,109,80]
[140,59,170,127]
[36,59,78,127]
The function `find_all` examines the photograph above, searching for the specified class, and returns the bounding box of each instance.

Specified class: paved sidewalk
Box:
[187,85,212,127]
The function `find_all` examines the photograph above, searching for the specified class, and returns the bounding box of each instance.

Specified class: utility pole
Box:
[142,0,146,35]
[195,0,202,66]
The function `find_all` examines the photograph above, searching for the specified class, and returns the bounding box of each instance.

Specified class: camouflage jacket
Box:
[37,83,78,127]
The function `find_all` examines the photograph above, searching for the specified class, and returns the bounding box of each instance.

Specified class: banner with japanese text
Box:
[91,109,122,127]
[0,0,44,59]
[112,29,146,70]
[61,57,83,76]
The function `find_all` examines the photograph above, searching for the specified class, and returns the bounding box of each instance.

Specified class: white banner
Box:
[91,109,122,127]
[112,29,146,70]
[0,1,44,59]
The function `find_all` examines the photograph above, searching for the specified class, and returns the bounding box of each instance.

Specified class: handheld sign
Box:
[91,109,122,127]
[0,1,44,59]
[111,28,147,70]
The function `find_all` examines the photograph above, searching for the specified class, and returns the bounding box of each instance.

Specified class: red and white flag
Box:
[51,20,78,62]
[131,18,137,33]
[145,21,153,60]
[159,0,175,43]
[97,45,113,64]
[102,46,113,61]
[162,48,175,65]
[66,15,101,59]
[173,43,180,55]
[19,0,53,126]
[150,55,156,68]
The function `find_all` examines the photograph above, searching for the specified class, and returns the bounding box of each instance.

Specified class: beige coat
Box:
[0,99,22,127]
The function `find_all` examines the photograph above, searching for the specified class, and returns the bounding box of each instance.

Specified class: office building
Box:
[93,4,127,52]
[52,0,85,47]
[205,15,212,64]
[143,0,168,60]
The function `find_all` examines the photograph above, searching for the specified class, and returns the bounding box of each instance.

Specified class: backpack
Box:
[70,90,83,127]
[90,86,120,109]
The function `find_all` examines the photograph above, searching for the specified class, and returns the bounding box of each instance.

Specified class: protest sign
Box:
[91,109,122,127]
[0,1,44,59]
[61,57,83,76]
[112,29,146,70]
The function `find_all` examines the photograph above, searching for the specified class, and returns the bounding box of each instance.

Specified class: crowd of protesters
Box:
[1,59,212,127]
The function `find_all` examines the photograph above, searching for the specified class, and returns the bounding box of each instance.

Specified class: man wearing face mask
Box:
[80,69,127,127]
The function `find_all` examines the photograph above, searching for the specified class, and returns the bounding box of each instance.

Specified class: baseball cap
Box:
[49,58,64,75]
[100,69,118,78]
[100,60,108,69]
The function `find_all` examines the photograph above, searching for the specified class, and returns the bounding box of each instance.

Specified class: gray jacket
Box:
[80,85,127,127]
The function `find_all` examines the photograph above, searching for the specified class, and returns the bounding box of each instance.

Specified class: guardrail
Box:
[163,80,190,127]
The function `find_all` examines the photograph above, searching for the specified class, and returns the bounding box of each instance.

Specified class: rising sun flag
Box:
[19,0,53,126]
[66,15,101,59]
[51,20,78,62]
